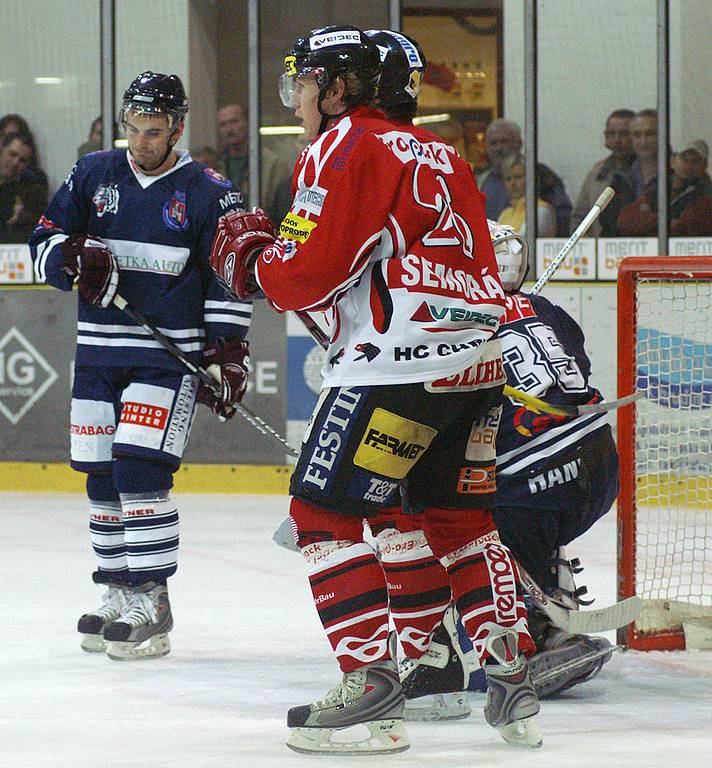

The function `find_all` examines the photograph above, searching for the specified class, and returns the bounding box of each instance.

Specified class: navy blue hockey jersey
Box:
[30,149,251,371]
[496,292,610,500]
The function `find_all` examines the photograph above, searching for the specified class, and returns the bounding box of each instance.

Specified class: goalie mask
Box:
[279,26,380,134]
[364,29,426,108]
[488,220,529,292]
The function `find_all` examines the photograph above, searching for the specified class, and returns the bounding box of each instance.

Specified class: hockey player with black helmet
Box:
[30,71,252,661]
[358,30,617,718]
[210,26,541,754]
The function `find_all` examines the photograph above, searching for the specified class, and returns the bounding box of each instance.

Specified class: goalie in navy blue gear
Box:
[29,71,252,661]
[384,224,619,710]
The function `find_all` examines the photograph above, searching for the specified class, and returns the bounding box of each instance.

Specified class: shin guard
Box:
[120,491,179,582]
[442,533,534,662]
[89,500,127,574]
[377,527,451,659]
[423,506,534,663]
[291,498,390,673]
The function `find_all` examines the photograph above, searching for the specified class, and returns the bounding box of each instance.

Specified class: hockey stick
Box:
[517,563,641,634]
[113,294,299,457]
[530,186,614,295]
[504,386,643,417]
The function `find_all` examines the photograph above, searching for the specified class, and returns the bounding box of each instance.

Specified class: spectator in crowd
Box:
[190,144,222,172]
[600,109,660,236]
[630,109,658,196]
[571,109,636,236]
[0,113,48,188]
[476,118,572,236]
[617,139,712,237]
[0,132,48,242]
[497,154,557,237]
[0,179,47,243]
[77,116,103,158]
[217,102,292,223]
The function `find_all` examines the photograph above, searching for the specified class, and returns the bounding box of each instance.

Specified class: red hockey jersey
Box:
[255,106,506,386]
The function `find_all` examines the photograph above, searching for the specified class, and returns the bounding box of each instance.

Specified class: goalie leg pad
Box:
[528,635,614,698]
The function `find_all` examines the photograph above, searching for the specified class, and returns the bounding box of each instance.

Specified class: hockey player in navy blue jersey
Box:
[29,72,252,661]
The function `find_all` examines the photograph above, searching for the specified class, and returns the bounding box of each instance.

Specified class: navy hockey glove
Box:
[62,235,119,308]
[197,337,250,419]
[209,209,276,300]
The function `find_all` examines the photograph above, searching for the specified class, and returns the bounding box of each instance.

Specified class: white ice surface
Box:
[0,493,710,768]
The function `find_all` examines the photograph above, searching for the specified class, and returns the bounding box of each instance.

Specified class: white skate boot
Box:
[103,581,172,661]
[483,629,542,748]
[286,659,410,755]
[77,581,128,652]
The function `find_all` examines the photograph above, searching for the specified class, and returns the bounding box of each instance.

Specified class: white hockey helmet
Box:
[487,220,529,292]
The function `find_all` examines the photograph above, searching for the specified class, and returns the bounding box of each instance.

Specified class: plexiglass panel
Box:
[0,0,100,248]
[669,0,712,253]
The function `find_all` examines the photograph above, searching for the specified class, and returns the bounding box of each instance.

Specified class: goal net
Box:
[617,256,712,650]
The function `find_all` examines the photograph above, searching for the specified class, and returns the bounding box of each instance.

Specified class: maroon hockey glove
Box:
[210,209,276,300]
[197,337,250,419]
[62,235,119,308]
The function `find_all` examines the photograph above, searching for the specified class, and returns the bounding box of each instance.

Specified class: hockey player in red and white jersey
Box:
[359,31,616,721]
[210,26,541,754]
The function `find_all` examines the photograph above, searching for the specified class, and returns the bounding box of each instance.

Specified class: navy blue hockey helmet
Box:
[121,71,188,128]
[279,26,380,111]
[364,30,427,108]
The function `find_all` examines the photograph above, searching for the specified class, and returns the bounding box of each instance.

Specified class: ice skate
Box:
[483,630,542,748]
[77,578,128,653]
[399,606,472,721]
[528,606,615,697]
[286,659,410,755]
[103,581,173,661]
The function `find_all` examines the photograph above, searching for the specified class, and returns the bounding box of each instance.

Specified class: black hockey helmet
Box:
[279,26,380,120]
[120,71,188,129]
[365,30,427,108]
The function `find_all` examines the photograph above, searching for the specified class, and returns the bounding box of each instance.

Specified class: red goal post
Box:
[617,256,712,650]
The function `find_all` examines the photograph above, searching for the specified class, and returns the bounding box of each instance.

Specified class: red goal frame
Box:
[617,256,712,650]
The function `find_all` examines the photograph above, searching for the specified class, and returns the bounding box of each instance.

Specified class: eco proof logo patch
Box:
[279,212,318,243]
[0,327,58,424]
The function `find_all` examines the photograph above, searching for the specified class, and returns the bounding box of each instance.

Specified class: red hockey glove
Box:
[210,209,276,300]
[62,235,119,308]
[218,209,277,239]
[197,337,250,419]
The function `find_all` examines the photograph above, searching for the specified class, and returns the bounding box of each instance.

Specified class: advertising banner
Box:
[0,289,287,464]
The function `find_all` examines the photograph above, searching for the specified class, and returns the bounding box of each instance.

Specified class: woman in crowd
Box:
[498,154,556,237]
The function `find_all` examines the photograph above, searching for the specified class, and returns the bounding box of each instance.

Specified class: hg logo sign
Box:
[0,327,58,424]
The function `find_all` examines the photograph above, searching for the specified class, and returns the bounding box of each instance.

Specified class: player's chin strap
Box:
[316,81,351,135]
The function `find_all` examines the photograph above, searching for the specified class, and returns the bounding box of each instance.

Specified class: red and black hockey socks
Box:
[423,506,535,662]
[291,498,390,673]
[376,525,451,660]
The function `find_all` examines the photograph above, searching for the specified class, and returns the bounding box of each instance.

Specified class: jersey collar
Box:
[343,105,385,121]
[126,149,193,189]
